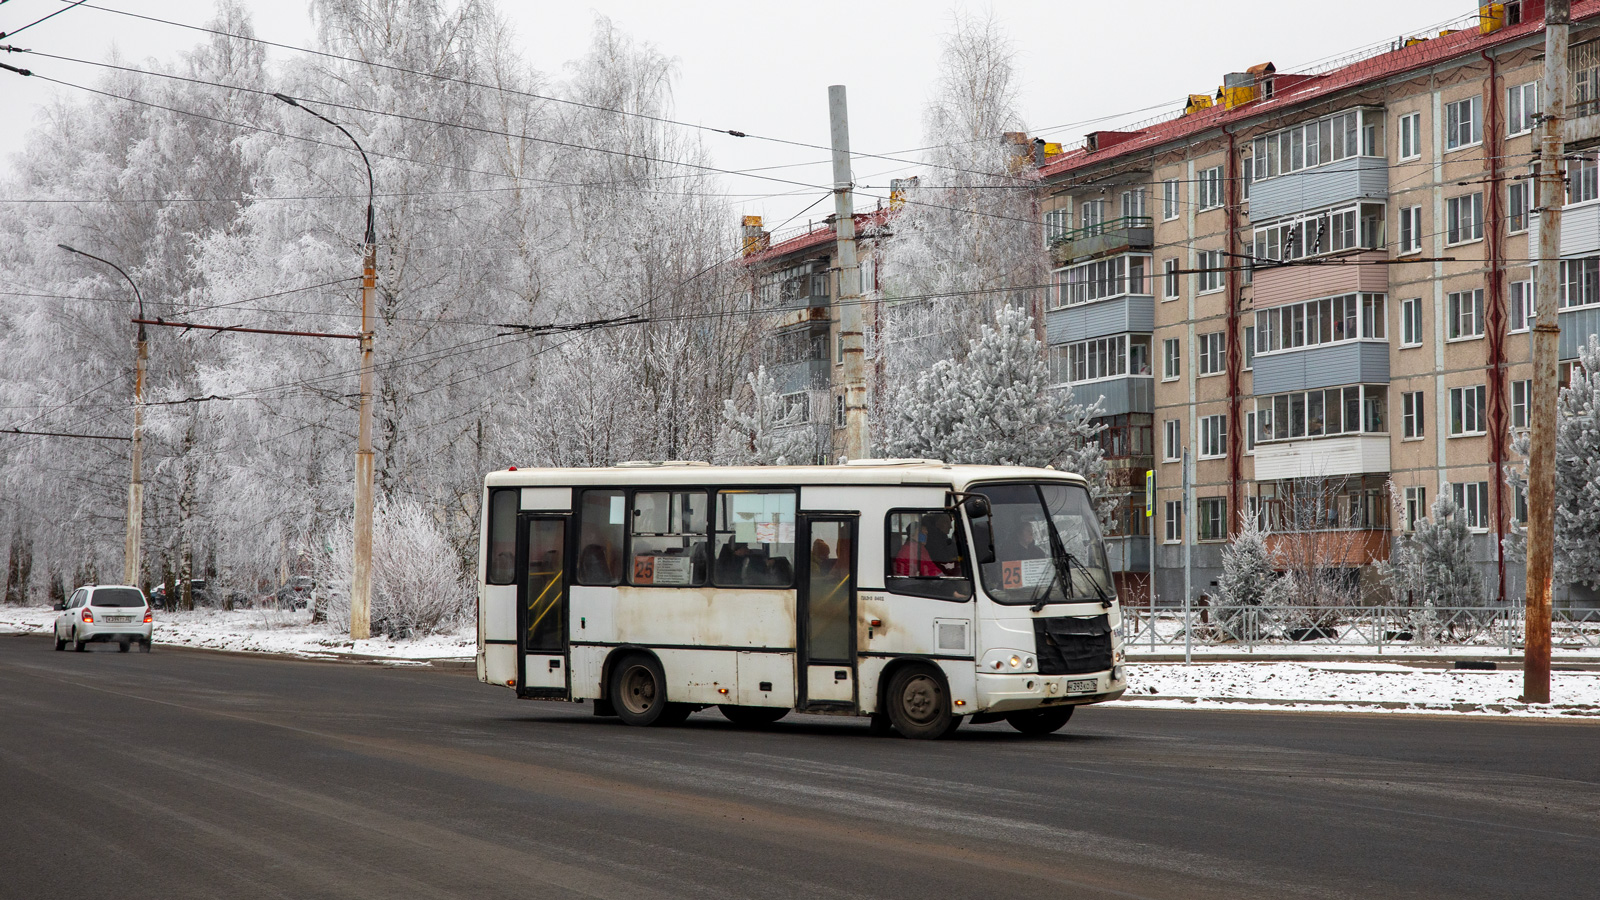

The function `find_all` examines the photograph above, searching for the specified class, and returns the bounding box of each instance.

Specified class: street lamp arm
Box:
[273,92,376,246]
[58,243,145,330]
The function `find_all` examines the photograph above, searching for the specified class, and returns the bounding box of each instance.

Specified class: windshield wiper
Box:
[1061,548,1114,609]
[1027,556,1061,612]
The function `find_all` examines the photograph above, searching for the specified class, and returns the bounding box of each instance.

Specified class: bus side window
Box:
[486,488,519,585]
[712,490,797,588]
[885,509,972,602]
[576,490,625,585]
[630,491,709,586]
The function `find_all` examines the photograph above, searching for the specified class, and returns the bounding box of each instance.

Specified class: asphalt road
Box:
[2,636,1597,900]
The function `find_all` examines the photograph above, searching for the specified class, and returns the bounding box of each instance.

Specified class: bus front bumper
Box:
[975,666,1126,713]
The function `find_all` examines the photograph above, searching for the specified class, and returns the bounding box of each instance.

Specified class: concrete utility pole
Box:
[828,85,869,460]
[274,93,376,641]
[58,245,145,588]
[1525,0,1569,704]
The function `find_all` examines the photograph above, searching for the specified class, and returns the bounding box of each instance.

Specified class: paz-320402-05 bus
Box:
[475,459,1126,739]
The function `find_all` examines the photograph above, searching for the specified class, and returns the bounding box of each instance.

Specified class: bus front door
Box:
[798,516,857,708]
[518,515,569,698]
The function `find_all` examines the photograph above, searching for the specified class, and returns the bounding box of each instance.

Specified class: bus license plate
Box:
[1065,679,1098,694]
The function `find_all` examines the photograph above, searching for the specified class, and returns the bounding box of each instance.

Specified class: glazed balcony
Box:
[1049,215,1152,265]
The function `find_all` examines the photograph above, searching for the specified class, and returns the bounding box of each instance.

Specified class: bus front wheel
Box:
[610,653,683,727]
[1005,706,1074,736]
[885,665,958,740]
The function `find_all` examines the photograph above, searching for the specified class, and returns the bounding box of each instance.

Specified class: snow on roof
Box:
[485,461,1088,491]
[1038,5,1583,182]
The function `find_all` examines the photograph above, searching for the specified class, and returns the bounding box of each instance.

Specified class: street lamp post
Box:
[273,92,377,641]
[58,244,146,590]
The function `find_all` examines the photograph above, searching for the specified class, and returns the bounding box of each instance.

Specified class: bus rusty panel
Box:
[611,586,797,649]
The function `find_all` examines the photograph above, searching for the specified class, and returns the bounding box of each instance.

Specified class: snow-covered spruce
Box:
[1213,512,1276,641]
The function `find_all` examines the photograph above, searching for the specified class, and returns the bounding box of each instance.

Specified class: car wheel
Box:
[118,640,131,653]
[885,664,958,739]
[139,640,152,653]
[718,705,788,727]
[1005,706,1074,736]
[609,653,679,727]
[54,629,66,651]
[72,630,87,652]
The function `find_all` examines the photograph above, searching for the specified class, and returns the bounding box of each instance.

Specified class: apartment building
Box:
[1037,0,1600,606]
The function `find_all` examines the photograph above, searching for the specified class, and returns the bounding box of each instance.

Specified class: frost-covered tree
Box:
[881,305,1109,515]
[1384,494,1480,609]
[316,497,470,638]
[715,367,815,466]
[1214,511,1276,639]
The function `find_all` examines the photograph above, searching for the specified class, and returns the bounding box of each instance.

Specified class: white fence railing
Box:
[1119,604,1600,655]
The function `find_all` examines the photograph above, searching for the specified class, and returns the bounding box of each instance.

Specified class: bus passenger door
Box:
[798,516,857,708]
[518,515,569,698]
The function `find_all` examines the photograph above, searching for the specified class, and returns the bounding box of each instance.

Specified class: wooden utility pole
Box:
[1526,0,1569,704]
[828,84,869,460]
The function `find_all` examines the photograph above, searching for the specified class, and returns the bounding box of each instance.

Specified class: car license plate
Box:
[1065,679,1098,694]
[107,616,132,623]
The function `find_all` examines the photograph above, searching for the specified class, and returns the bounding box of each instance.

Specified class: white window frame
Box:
[1449,384,1487,436]
[1163,419,1182,461]
[1245,411,1257,453]
[1508,82,1538,136]
[1398,111,1422,160]
[1198,166,1224,211]
[1162,179,1180,220]
[1511,378,1532,430]
[1199,414,1227,459]
[1510,280,1534,332]
[1162,258,1180,299]
[1398,205,1423,254]
[1445,96,1483,151]
[1164,499,1183,543]
[1162,338,1181,381]
[1448,289,1485,341]
[1198,332,1225,376]
[1121,188,1146,220]
[1402,390,1425,439]
[1197,249,1225,294]
[1400,297,1423,347]
[1451,481,1490,531]
[1445,193,1484,245]
[1508,180,1531,234]
[1043,207,1069,243]
[1197,497,1227,542]
[1404,486,1427,532]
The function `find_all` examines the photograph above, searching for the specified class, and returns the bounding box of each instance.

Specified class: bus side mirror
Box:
[961,496,996,565]
[960,495,990,519]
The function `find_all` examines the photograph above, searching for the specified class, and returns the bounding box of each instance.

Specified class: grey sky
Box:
[1,0,1470,230]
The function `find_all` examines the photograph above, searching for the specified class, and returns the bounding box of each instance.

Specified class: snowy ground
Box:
[5,604,1599,716]
[0,605,474,662]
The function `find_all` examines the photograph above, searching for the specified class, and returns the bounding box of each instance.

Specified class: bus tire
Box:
[1005,706,1074,736]
[718,705,788,727]
[885,664,956,740]
[609,652,674,727]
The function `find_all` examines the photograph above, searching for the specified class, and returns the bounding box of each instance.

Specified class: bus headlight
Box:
[982,649,1036,672]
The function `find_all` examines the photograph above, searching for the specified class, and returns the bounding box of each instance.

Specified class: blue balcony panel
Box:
[1251,342,1389,396]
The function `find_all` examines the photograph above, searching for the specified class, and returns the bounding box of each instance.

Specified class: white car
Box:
[53,585,153,652]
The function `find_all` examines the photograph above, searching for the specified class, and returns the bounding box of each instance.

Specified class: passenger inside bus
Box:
[716,542,792,586]
[893,512,960,576]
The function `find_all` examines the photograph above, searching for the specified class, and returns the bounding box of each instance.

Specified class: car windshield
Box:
[91,588,146,607]
[972,482,1112,605]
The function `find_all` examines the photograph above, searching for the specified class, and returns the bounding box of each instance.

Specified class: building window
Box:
[1510,280,1534,332]
[1402,390,1425,439]
[1449,384,1487,436]
[1400,297,1423,347]
[1254,385,1387,443]
[1514,480,1529,524]
[1163,419,1181,461]
[1512,378,1532,429]
[1251,109,1366,182]
[1121,188,1146,220]
[1508,82,1538,135]
[1245,411,1257,452]
[1200,414,1227,459]
[1080,199,1106,230]
[1198,497,1227,541]
[1252,201,1383,263]
[1448,289,1484,340]
[1560,256,1600,309]
[1253,292,1386,354]
[1162,338,1180,380]
[1445,96,1482,150]
[1398,111,1422,160]
[1058,253,1151,306]
[1243,325,1255,370]
[1570,152,1599,204]
[1404,486,1427,532]
[1508,180,1531,233]
[1398,205,1423,253]
[1451,481,1490,530]
[1446,192,1483,244]
[1064,334,1151,382]
[1198,166,1224,210]
[1198,249,1225,293]
[1162,179,1180,220]
[1164,499,1183,543]
[1044,208,1069,243]
[1162,258,1179,299]
[1197,332,1225,375]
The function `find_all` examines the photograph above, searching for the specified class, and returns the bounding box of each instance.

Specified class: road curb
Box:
[1115,694,1600,715]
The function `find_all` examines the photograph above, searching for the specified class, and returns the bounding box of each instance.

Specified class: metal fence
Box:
[1119,603,1600,655]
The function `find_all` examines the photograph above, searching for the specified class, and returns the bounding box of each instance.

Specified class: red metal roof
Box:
[742,207,892,265]
[1037,3,1591,181]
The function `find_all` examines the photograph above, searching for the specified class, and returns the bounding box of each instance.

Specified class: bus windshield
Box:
[972,482,1112,605]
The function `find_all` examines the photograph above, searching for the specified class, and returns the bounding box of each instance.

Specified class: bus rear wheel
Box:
[885,664,958,740]
[1005,706,1074,736]
[718,705,788,728]
[609,653,683,727]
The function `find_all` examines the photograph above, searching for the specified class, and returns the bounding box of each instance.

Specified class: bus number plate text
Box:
[1065,679,1097,694]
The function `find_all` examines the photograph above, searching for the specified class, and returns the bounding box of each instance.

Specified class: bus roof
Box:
[483,460,1089,492]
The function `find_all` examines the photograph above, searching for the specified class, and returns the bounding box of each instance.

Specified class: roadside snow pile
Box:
[0,606,474,661]
[1122,661,1600,716]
